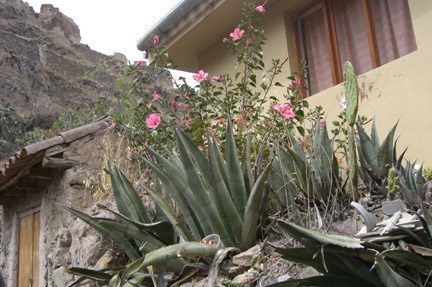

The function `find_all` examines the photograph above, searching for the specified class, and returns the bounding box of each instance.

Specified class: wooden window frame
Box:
[292,0,381,97]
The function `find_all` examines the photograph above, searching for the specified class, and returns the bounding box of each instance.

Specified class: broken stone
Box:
[59,230,72,247]
[232,244,261,267]
[232,270,260,286]
[52,267,69,287]
[94,250,115,270]
[382,199,405,216]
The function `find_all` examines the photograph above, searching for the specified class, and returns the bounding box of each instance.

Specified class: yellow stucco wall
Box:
[196,0,432,166]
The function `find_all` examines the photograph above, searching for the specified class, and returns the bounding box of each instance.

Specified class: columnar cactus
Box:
[343,61,359,201]
[344,62,359,127]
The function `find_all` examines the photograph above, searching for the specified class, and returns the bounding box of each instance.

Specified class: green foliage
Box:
[268,120,343,227]
[356,120,399,193]
[273,217,432,286]
[138,121,272,251]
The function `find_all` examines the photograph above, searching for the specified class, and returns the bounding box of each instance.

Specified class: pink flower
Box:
[198,145,204,151]
[180,76,187,85]
[152,91,160,101]
[154,35,159,46]
[247,38,253,45]
[280,104,295,119]
[183,93,190,99]
[272,104,281,113]
[212,76,221,82]
[294,77,301,86]
[287,85,293,91]
[256,5,265,14]
[319,120,325,127]
[230,28,245,41]
[171,101,178,109]
[223,37,229,43]
[135,61,142,67]
[146,114,161,129]
[110,122,116,129]
[185,119,192,125]
[193,70,208,83]
[282,56,289,65]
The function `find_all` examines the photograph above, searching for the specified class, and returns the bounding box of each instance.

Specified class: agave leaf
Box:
[225,119,248,218]
[268,162,301,224]
[420,201,432,240]
[97,204,175,246]
[109,164,149,223]
[382,249,432,274]
[241,160,272,250]
[334,254,381,286]
[176,128,213,185]
[138,152,206,240]
[268,275,376,287]
[64,206,140,260]
[350,202,377,232]
[377,121,398,178]
[123,242,218,279]
[278,220,363,249]
[208,135,242,244]
[274,247,326,274]
[176,129,235,247]
[152,173,168,222]
[95,218,162,252]
[212,134,230,188]
[370,118,380,151]
[356,122,379,176]
[67,267,112,283]
[109,274,121,287]
[375,253,416,287]
[142,184,192,242]
[407,244,432,256]
[241,133,254,196]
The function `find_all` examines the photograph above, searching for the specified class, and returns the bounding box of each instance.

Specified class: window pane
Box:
[372,0,417,65]
[332,0,372,75]
[300,8,333,95]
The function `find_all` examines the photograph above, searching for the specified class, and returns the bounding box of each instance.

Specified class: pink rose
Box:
[256,5,265,14]
[230,28,245,41]
[193,70,208,83]
[152,91,160,101]
[146,113,161,129]
[153,35,159,46]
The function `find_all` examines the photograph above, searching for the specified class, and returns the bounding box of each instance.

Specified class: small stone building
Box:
[0,116,134,287]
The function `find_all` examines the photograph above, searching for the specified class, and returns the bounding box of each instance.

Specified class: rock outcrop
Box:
[0,0,169,159]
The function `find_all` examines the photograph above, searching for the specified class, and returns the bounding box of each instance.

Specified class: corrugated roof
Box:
[0,116,115,202]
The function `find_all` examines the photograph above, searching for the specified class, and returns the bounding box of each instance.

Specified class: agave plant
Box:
[271,200,432,287]
[356,119,399,194]
[138,120,272,251]
[65,164,220,286]
[268,120,343,227]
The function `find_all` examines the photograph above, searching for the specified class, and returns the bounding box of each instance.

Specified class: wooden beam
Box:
[29,168,52,180]
[361,0,380,68]
[0,152,44,192]
[42,157,80,169]
[322,0,342,84]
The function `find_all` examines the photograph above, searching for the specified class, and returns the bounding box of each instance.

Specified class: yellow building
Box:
[138,0,432,165]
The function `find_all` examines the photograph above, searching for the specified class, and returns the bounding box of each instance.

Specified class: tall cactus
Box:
[343,62,360,201]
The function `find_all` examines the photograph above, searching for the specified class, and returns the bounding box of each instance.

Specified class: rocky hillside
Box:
[0,0,168,159]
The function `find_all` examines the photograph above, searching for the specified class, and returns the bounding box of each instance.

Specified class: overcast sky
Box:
[25,0,180,61]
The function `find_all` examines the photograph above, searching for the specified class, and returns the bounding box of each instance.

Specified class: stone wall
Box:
[0,127,147,286]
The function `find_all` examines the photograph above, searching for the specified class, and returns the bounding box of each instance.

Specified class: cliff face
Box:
[0,0,168,159]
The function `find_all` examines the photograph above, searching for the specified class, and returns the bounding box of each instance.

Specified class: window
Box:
[294,0,417,96]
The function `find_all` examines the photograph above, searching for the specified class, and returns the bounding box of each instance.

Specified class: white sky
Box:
[25,0,181,62]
